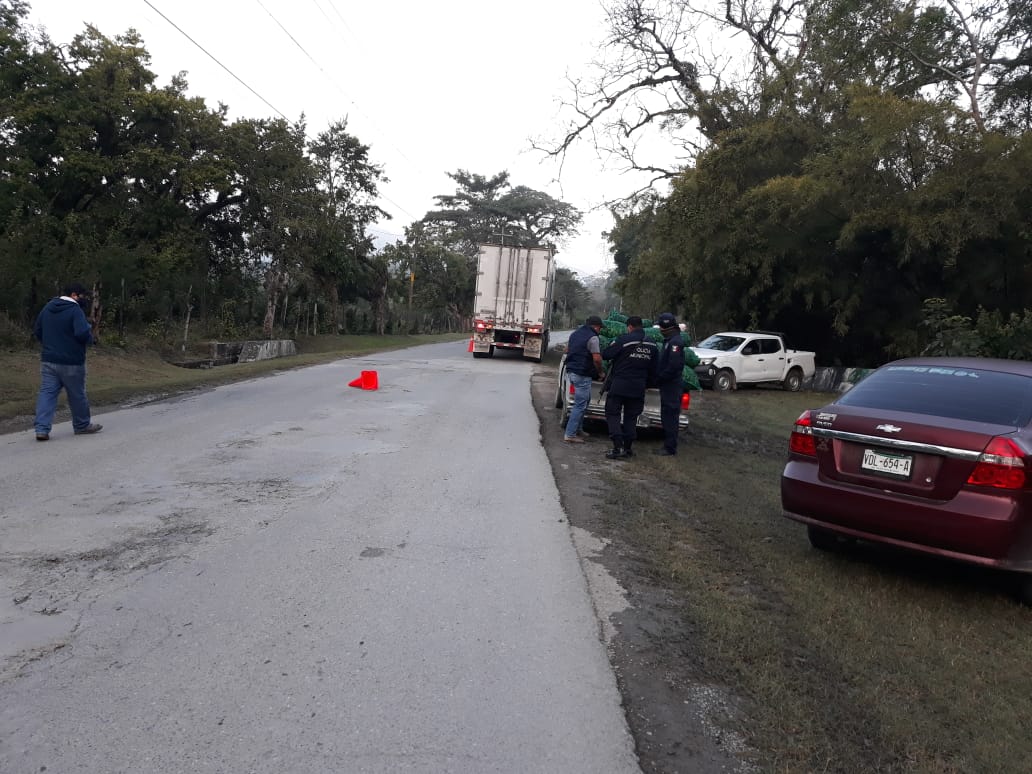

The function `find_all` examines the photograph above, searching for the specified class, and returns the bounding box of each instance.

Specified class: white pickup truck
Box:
[693,331,816,392]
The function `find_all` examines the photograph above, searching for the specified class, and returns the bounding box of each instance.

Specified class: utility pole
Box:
[408,270,414,312]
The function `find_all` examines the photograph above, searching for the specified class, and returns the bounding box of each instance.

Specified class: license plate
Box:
[861,449,913,478]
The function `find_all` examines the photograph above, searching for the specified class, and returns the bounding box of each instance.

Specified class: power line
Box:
[141,0,288,120]
[252,0,427,185]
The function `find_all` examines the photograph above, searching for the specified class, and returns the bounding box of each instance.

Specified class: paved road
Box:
[0,339,637,773]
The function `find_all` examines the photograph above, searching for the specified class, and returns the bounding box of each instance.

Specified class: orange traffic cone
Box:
[360,370,379,390]
[467,337,474,352]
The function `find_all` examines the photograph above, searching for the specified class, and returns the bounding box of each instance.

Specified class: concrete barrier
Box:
[237,340,297,363]
[805,366,874,393]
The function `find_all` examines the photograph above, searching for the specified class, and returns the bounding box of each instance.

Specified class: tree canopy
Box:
[553,0,1032,364]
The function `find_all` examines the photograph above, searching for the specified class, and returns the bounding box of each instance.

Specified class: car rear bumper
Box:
[781,459,1032,573]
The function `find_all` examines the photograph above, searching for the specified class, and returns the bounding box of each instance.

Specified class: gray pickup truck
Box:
[554,353,691,431]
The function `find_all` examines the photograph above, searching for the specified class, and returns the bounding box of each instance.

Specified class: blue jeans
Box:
[564,372,594,438]
[35,361,92,434]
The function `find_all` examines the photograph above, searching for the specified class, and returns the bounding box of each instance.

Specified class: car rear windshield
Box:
[837,365,1032,426]
[698,335,744,351]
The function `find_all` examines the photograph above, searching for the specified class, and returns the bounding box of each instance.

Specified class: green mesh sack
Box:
[606,310,628,324]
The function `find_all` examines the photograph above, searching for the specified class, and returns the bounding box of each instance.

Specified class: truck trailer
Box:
[471,243,555,363]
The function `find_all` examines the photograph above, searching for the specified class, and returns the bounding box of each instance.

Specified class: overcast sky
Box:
[26,0,673,277]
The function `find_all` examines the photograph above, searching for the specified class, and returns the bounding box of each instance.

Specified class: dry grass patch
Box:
[601,389,1032,773]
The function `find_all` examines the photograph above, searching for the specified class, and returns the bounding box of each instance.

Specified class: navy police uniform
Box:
[601,322,658,458]
[654,312,686,455]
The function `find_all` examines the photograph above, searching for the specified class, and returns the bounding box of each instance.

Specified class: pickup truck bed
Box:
[554,355,690,432]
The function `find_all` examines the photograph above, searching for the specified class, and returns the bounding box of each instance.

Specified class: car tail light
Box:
[569,384,575,396]
[680,392,691,410]
[967,437,1026,490]
[789,410,816,456]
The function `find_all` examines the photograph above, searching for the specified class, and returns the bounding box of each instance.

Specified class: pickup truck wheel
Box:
[713,369,735,392]
[559,393,571,428]
[783,368,803,392]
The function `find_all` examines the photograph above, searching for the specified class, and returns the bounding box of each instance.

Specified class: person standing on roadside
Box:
[653,312,686,456]
[563,314,606,443]
[33,283,103,441]
[601,316,657,460]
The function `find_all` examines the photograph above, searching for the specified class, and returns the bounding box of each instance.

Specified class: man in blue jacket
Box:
[563,314,605,443]
[33,283,103,441]
[653,312,686,456]
[601,316,658,459]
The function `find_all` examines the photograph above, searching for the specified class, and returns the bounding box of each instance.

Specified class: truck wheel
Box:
[713,369,735,392]
[472,351,488,359]
[554,367,566,409]
[783,368,803,392]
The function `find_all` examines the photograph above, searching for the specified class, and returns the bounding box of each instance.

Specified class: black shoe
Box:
[653,448,677,456]
[74,423,103,435]
[605,448,627,460]
[35,433,49,441]
[623,447,634,458]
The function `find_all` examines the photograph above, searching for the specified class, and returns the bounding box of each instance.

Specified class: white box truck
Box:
[471,243,555,363]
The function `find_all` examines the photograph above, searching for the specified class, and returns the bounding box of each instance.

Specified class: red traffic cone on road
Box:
[467,337,474,352]
[348,370,379,390]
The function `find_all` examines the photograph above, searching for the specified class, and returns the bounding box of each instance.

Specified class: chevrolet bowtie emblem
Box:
[876,424,902,433]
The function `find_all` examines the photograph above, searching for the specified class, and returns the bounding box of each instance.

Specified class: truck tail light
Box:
[474,319,493,331]
[967,437,1026,490]
[789,410,816,457]
[527,325,541,334]
[680,393,691,410]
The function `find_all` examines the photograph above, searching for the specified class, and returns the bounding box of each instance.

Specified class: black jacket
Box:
[657,332,687,387]
[602,329,658,397]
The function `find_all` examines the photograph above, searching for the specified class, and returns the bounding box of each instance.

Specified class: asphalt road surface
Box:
[0,339,638,773]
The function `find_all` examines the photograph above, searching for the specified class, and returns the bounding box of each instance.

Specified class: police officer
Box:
[653,312,686,456]
[601,316,658,459]
[563,314,606,443]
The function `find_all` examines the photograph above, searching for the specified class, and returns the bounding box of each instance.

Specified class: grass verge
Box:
[0,333,467,425]
[601,388,1032,773]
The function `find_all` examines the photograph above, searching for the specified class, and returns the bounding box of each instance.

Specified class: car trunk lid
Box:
[810,407,1015,500]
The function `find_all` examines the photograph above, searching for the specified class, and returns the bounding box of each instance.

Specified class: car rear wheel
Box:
[1014,573,1032,607]
[807,525,843,551]
[713,369,735,392]
[783,368,803,392]
[554,367,566,409]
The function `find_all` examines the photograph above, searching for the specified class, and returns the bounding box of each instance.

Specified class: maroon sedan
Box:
[781,357,1032,603]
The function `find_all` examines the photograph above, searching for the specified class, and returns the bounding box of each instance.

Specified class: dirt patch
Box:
[530,367,755,773]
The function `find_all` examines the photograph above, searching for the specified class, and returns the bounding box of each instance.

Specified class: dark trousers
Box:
[658,382,682,453]
[605,393,645,449]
